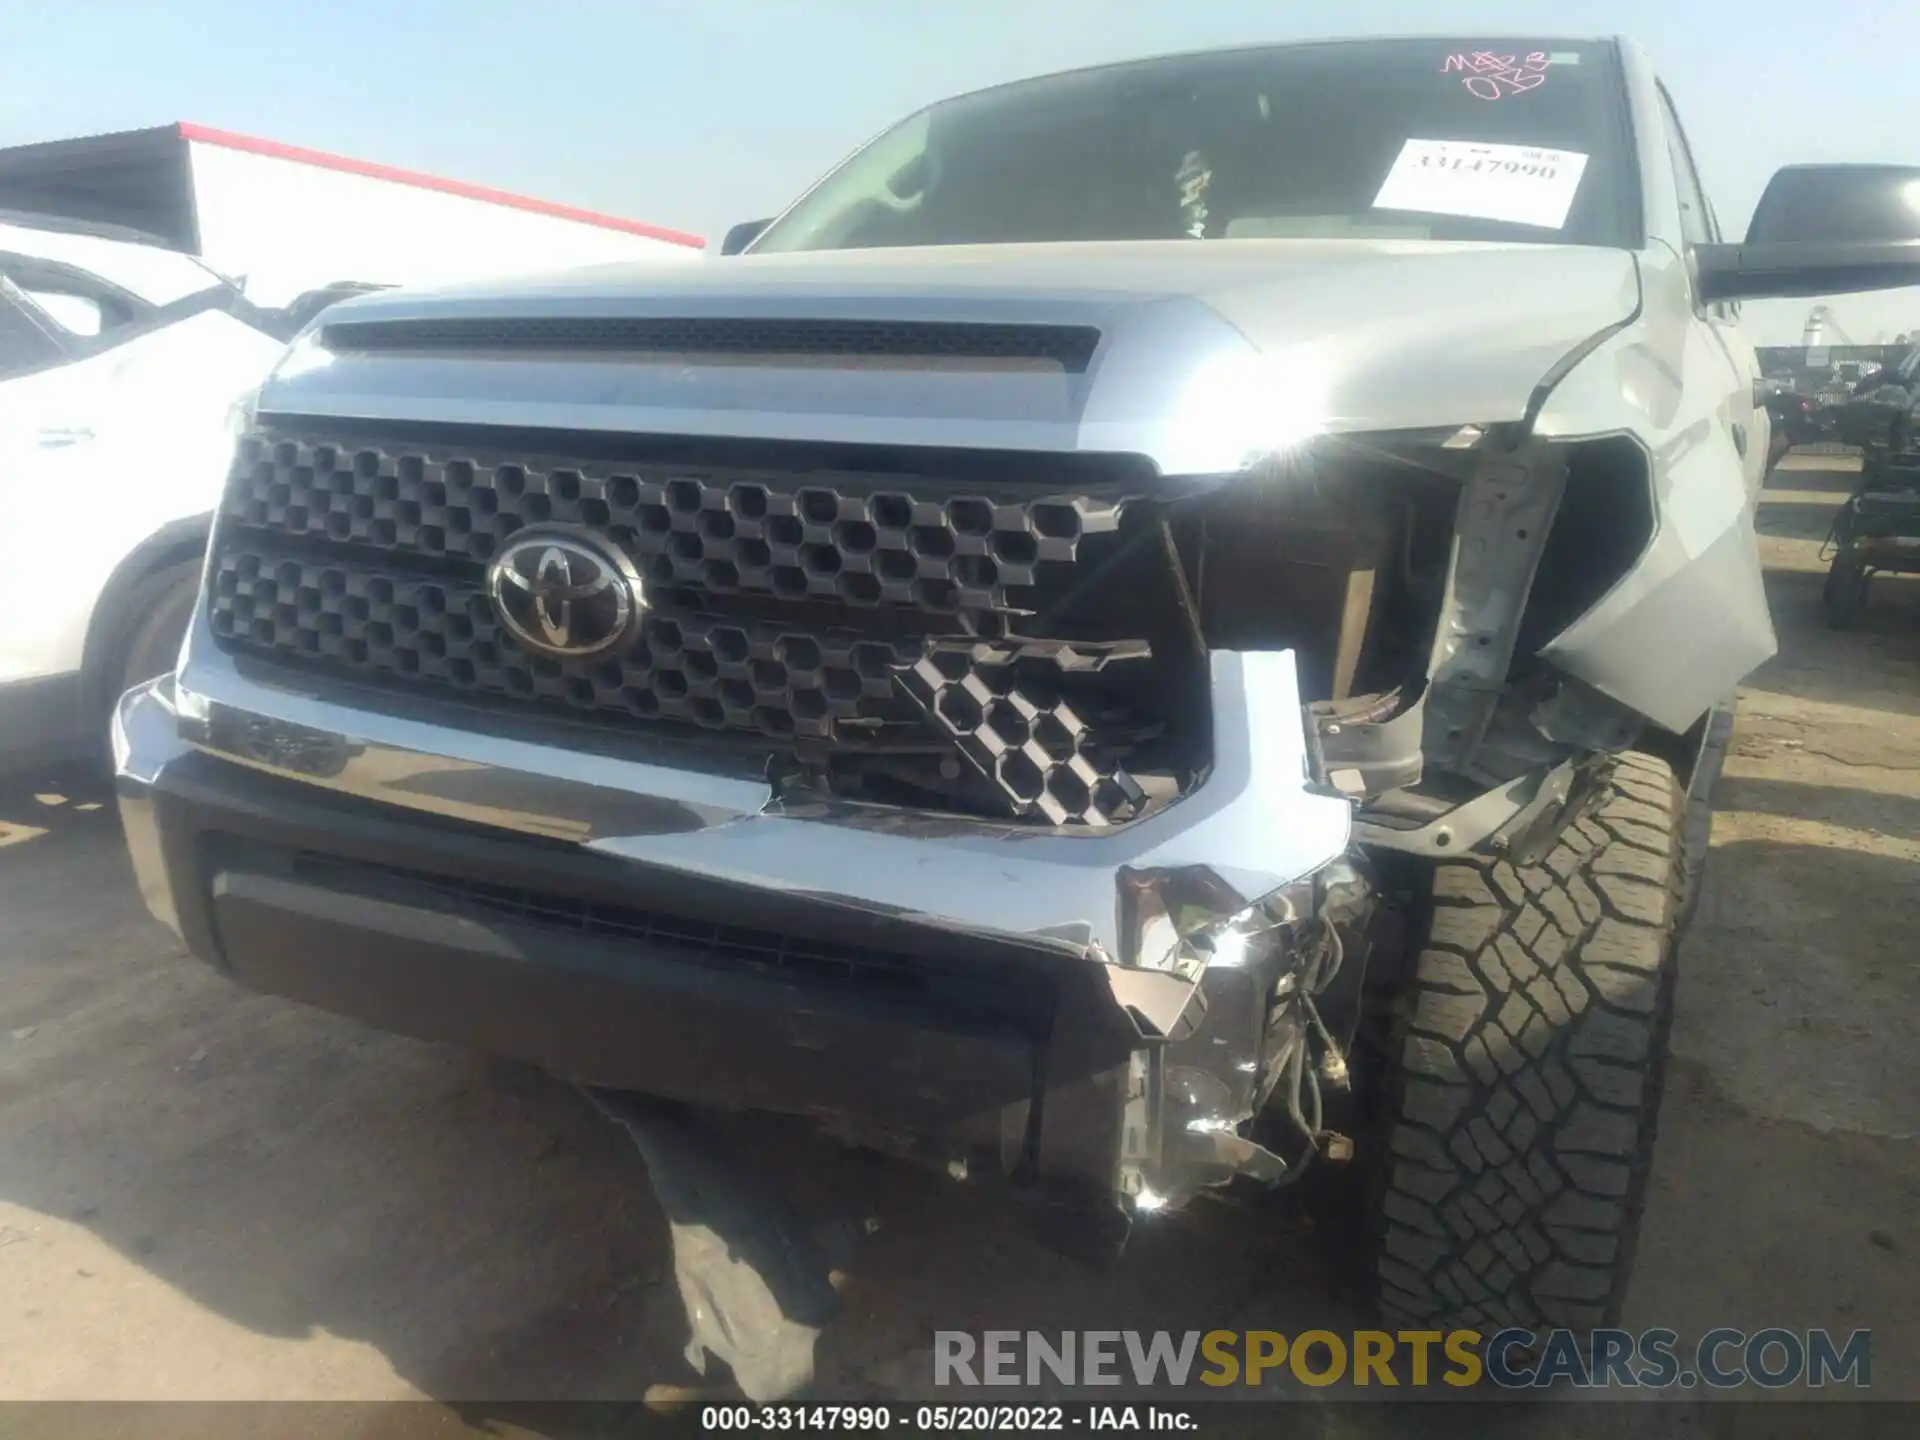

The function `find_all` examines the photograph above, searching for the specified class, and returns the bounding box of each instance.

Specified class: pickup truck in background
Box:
[0,127,701,773]
[110,34,1920,1384]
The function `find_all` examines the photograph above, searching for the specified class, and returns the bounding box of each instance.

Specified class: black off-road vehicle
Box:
[1823,345,1920,625]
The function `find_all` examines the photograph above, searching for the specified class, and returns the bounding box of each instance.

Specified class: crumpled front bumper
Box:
[114,633,1356,1219]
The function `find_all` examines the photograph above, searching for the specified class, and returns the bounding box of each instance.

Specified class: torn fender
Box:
[1530,246,1777,733]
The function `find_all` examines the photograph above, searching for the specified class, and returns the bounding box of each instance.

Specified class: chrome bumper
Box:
[114,624,1357,1213]
[112,673,188,938]
[131,609,1352,985]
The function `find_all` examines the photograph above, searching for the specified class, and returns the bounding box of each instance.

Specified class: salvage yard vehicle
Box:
[1822,343,1920,626]
[1830,341,1919,460]
[1759,378,1830,473]
[113,35,1920,1359]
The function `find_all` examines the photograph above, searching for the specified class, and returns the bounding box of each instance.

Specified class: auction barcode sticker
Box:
[1372,138,1590,229]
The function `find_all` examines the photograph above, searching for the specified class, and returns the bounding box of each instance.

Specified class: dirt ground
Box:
[1,455,1914,1432]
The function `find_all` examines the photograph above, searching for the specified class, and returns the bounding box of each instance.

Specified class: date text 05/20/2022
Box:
[702,1406,1197,1432]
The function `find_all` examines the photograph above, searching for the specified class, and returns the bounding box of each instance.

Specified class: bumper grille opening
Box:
[285,849,932,996]
[244,845,1061,1039]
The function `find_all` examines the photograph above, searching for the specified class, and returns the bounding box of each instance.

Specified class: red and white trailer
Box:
[0,122,703,304]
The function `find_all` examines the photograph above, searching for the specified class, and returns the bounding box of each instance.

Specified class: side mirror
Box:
[720,219,772,256]
[1696,164,1920,301]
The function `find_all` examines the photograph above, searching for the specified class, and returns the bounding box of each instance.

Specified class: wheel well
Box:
[1640,684,1740,801]
[79,515,211,711]
[1634,714,1703,790]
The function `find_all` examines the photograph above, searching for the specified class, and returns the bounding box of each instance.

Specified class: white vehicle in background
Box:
[0,213,294,772]
[0,125,701,772]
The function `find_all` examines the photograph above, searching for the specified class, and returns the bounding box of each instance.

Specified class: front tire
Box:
[1370,752,1683,1335]
[111,561,200,697]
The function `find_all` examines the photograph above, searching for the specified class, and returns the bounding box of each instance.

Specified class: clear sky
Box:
[3,0,1916,344]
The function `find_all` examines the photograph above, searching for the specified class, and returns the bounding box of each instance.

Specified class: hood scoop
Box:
[319,315,1105,372]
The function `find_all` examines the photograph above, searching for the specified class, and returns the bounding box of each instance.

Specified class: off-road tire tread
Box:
[1372,751,1682,1335]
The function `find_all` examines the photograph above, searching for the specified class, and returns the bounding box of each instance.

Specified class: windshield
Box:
[753,39,1637,254]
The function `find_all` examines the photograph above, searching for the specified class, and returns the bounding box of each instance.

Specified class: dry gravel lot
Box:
[1,455,1914,1435]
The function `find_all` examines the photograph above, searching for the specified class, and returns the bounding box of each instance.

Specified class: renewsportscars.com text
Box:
[933,1328,1872,1389]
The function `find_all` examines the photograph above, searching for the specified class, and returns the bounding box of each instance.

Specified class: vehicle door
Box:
[0,279,123,684]
[0,252,283,685]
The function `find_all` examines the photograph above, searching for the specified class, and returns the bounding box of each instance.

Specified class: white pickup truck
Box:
[109,35,1920,1382]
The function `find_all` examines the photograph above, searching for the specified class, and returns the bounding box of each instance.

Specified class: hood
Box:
[266,240,1641,475]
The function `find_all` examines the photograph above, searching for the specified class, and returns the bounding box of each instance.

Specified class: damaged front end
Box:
[1125,856,1379,1210]
[122,239,1780,1285]
[140,404,1754,1237]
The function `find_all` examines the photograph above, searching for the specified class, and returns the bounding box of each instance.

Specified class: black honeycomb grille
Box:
[898,652,1148,828]
[224,435,1122,616]
[320,317,1103,371]
[207,549,925,741]
[210,425,1176,826]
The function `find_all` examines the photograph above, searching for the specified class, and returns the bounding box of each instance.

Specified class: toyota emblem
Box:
[486,525,645,659]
